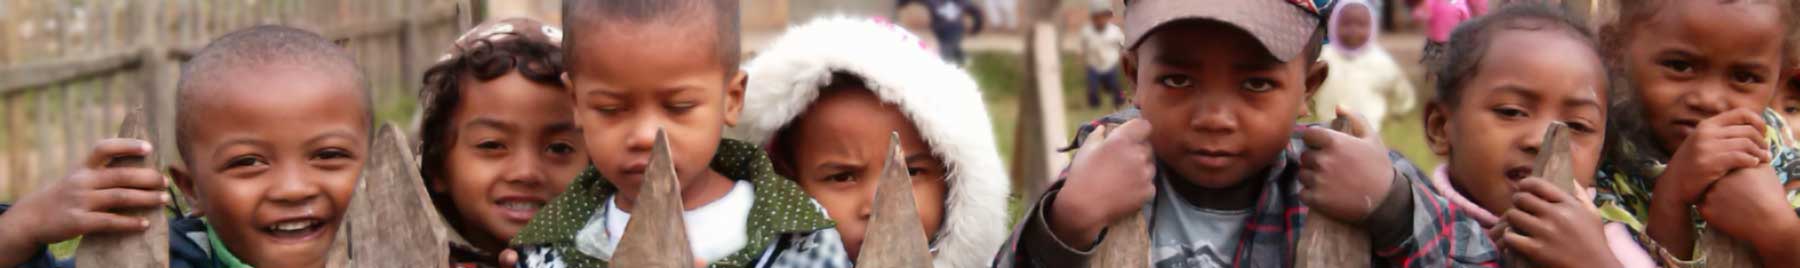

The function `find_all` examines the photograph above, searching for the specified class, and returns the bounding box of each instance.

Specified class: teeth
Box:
[269,220,317,232]
[499,201,541,210]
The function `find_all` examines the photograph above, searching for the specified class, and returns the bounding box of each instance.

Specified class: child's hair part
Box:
[1430,3,1601,107]
[560,0,740,76]
[173,25,372,164]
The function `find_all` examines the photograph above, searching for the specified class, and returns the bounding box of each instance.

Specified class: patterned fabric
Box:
[1592,108,1800,266]
[996,108,1500,267]
[509,139,844,268]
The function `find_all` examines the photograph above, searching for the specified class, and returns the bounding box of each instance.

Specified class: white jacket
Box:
[728,17,1012,268]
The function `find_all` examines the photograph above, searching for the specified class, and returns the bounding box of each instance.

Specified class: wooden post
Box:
[335,123,450,267]
[1012,22,1070,201]
[856,133,935,268]
[74,108,169,268]
[1081,119,1150,268]
[612,129,698,268]
[1501,122,1578,268]
[1295,117,1373,268]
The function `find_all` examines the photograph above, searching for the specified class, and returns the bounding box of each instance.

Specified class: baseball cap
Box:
[1124,0,1333,62]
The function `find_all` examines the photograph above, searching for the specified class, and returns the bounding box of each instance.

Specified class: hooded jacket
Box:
[727,17,1012,268]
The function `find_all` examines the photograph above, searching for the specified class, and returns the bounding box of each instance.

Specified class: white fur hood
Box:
[727,17,1011,267]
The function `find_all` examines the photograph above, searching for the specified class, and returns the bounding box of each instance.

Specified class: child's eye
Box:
[907,167,925,177]
[1157,75,1194,88]
[1566,121,1598,134]
[1659,60,1694,74]
[546,142,576,155]
[312,148,353,161]
[667,102,698,113]
[1492,107,1528,118]
[822,172,855,183]
[1730,71,1765,85]
[594,106,624,114]
[225,156,269,169]
[1783,104,1800,115]
[475,140,506,151]
[1241,78,1277,92]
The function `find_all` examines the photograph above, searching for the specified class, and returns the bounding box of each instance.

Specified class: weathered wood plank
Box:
[1295,117,1373,268]
[1086,120,1150,268]
[856,133,934,268]
[337,123,450,267]
[74,107,169,268]
[1501,122,1576,268]
[0,48,143,95]
[612,129,698,268]
[1701,228,1759,267]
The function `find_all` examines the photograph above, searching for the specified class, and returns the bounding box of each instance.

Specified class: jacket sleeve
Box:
[993,182,1102,268]
[1,204,69,268]
[1368,153,1502,267]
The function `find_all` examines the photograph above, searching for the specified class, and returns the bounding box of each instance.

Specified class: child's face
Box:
[437,72,587,250]
[1623,1,1783,153]
[1335,5,1373,49]
[1124,21,1326,188]
[1091,13,1114,29]
[1776,73,1800,138]
[1426,29,1607,215]
[566,22,743,203]
[171,68,368,268]
[777,88,948,259]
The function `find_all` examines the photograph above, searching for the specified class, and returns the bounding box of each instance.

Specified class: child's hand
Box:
[1297,120,1396,223]
[0,139,166,250]
[1501,177,1619,268]
[1695,167,1795,254]
[1656,108,1770,207]
[1049,119,1156,247]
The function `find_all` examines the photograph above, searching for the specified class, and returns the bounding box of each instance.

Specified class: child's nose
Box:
[501,155,546,185]
[623,125,661,152]
[1684,83,1732,115]
[1189,104,1238,133]
[268,168,323,203]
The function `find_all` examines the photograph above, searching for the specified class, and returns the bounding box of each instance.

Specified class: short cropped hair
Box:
[561,0,740,75]
[174,25,371,163]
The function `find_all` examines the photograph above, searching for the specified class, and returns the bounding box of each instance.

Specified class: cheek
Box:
[913,177,949,234]
[445,154,503,203]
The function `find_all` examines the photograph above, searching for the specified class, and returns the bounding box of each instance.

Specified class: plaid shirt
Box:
[996,110,1499,268]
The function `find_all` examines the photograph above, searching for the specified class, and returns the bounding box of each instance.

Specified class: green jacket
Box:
[510,139,843,268]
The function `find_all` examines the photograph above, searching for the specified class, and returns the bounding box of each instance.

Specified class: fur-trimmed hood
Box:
[727,17,1011,267]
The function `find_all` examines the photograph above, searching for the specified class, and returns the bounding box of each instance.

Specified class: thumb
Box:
[1301,126,1339,150]
[1333,105,1374,139]
[499,249,518,267]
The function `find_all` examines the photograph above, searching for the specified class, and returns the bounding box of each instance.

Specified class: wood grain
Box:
[337,123,450,267]
[855,133,935,268]
[1295,117,1373,268]
[1501,122,1576,268]
[74,108,169,268]
[611,129,698,268]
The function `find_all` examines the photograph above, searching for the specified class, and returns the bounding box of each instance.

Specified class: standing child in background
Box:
[1080,2,1127,110]
[994,0,1498,267]
[508,0,851,267]
[415,18,589,267]
[896,0,985,64]
[0,26,374,268]
[1596,0,1800,266]
[1314,0,1415,130]
[727,17,1011,267]
[1419,4,1652,267]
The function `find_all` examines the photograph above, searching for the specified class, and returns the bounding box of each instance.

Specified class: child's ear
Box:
[1423,101,1452,157]
[1122,53,1140,106]
[1304,60,1329,98]
[724,71,748,127]
[168,164,203,217]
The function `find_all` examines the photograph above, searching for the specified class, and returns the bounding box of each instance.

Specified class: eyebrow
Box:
[584,85,704,98]
[464,117,515,132]
[210,137,270,159]
[543,121,578,134]
[904,152,936,165]
[306,129,361,146]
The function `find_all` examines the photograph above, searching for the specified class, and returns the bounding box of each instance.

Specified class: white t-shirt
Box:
[595,180,756,262]
[1080,23,1126,71]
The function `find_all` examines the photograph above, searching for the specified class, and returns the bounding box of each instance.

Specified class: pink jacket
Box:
[1430,165,1657,267]
[1412,0,1487,42]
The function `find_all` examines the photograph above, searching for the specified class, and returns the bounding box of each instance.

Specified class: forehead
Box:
[1471,29,1606,102]
[1139,20,1283,66]
[793,89,915,138]
[1645,1,1783,60]
[186,67,367,137]
[566,21,726,85]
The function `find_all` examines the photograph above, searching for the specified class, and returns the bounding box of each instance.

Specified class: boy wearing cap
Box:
[994,0,1498,267]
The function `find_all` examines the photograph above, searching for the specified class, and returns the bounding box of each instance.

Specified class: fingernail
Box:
[162,194,171,204]
[141,219,151,228]
[140,142,154,153]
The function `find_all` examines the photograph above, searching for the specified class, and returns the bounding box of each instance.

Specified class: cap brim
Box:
[1124,0,1320,62]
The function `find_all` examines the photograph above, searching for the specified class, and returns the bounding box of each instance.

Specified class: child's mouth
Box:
[494,197,546,222]
[1505,166,1532,181]
[1188,149,1241,168]
[262,218,325,241]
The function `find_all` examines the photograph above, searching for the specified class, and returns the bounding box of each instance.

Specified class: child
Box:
[508,0,850,267]
[1314,0,1415,130]
[1596,0,1800,265]
[1419,4,1652,267]
[994,0,1497,267]
[1778,66,1800,141]
[415,18,588,267]
[1080,2,1127,110]
[1,25,370,268]
[726,17,1010,267]
[1414,0,1488,64]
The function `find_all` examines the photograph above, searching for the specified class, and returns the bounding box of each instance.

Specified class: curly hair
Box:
[415,33,565,240]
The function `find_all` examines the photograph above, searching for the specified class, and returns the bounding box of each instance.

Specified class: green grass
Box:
[964,51,1439,224]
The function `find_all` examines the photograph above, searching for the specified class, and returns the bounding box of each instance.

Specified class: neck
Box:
[1167,168,1267,210]
[615,169,736,212]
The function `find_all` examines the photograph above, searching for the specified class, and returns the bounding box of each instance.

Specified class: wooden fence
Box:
[0,0,477,201]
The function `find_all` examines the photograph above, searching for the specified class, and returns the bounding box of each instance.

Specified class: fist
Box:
[1657,108,1770,207]
[1298,110,1395,223]
[1050,119,1156,246]
[1695,167,1790,248]
[0,139,167,246]
[1501,177,1617,267]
